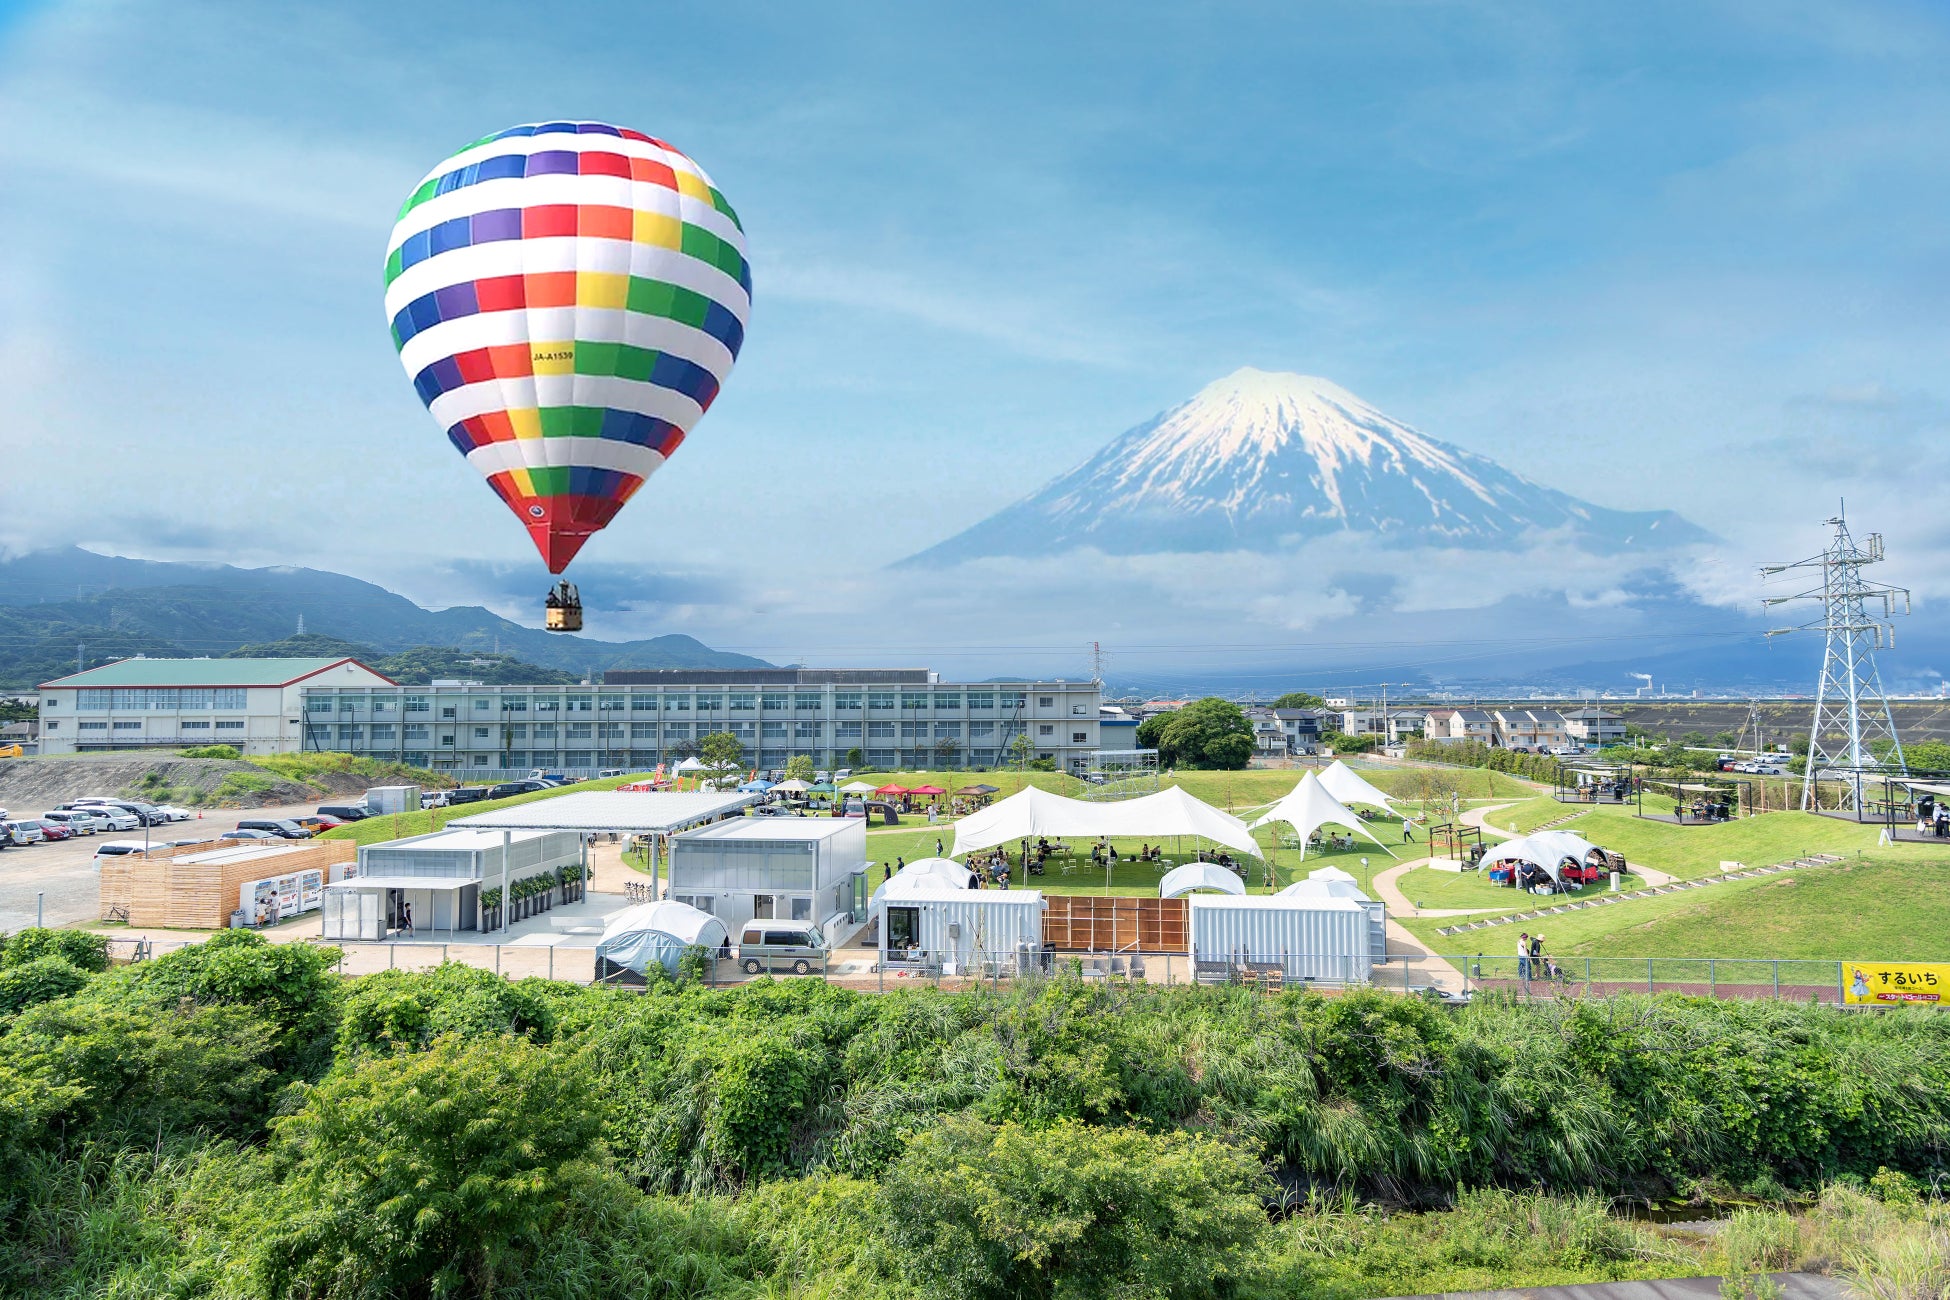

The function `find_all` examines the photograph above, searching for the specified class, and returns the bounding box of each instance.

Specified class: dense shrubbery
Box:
[1407,739,1567,783]
[4,932,1950,1297]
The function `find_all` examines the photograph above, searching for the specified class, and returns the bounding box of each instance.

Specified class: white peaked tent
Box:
[1250,771,1395,861]
[772,778,812,794]
[595,901,728,976]
[1159,861,1247,898]
[1278,867,1372,901]
[1480,830,1604,882]
[840,780,879,795]
[949,784,1263,859]
[1318,760,1397,810]
[870,857,976,906]
[672,757,706,773]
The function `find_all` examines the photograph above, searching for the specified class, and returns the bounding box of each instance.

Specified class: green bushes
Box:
[8,955,1950,1298]
[1407,739,1565,784]
[178,744,241,760]
[1,927,110,973]
[880,1117,1268,1300]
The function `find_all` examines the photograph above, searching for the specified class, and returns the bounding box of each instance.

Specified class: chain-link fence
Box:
[96,932,1858,1004]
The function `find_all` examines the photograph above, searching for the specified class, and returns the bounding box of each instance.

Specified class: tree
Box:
[698,730,744,788]
[785,753,816,783]
[1158,698,1254,771]
[844,746,865,768]
[1135,711,1174,752]
[879,1117,1269,1300]
[933,736,962,768]
[1271,691,1325,710]
[253,1035,602,1298]
[1005,733,1035,770]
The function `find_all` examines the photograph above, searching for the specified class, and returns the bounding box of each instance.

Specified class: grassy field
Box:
[819,765,1543,813]
[1471,803,1883,879]
[1391,863,1650,914]
[1402,848,1950,961]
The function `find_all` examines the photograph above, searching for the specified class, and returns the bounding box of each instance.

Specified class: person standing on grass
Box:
[1517,931,1531,989]
[1402,817,1415,843]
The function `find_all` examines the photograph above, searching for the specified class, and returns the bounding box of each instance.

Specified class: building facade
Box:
[1422,707,1496,745]
[1491,708,1571,751]
[1561,707,1624,746]
[39,657,394,756]
[1246,707,1323,757]
[1337,709,1425,745]
[299,669,1102,775]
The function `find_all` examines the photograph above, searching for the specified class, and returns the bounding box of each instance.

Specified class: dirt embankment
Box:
[0,755,370,813]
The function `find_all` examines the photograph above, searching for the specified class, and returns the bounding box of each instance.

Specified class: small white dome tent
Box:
[1159,861,1247,899]
[595,900,728,976]
[870,857,976,906]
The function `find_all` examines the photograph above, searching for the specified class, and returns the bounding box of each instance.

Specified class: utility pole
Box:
[1762,510,1910,812]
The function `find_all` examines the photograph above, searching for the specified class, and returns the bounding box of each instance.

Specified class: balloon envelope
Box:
[384,122,750,572]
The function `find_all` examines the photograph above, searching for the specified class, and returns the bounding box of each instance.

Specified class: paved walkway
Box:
[1384,1272,1842,1300]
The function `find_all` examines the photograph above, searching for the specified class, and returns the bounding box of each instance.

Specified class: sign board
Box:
[1844,961,1950,1007]
[241,869,324,927]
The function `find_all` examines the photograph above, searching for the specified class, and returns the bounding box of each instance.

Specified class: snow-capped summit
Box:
[901,368,1706,564]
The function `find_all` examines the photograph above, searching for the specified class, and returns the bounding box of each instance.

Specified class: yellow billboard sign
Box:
[1844,962,1950,1007]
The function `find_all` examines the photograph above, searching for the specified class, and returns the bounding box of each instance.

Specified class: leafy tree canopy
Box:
[1158,698,1254,770]
[1271,691,1325,709]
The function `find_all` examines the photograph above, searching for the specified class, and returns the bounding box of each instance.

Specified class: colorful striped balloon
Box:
[384,122,750,573]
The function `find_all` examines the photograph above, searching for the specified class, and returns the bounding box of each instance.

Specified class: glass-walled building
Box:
[299,669,1101,776]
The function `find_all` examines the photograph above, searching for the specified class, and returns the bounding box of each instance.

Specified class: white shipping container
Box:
[1188,895,1372,984]
[880,892,1044,971]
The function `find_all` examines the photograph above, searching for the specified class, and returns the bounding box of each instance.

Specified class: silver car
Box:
[40,809,101,835]
[0,820,45,846]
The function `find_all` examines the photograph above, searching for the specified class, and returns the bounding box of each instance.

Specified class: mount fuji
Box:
[903,368,1708,564]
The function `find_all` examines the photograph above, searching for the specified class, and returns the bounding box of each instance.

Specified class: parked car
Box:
[597,768,625,779]
[1,820,46,846]
[831,769,852,782]
[93,840,153,860]
[421,791,450,809]
[236,818,312,839]
[162,834,222,848]
[737,924,828,976]
[156,805,193,822]
[294,814,346,832]
[74,798,167,827]
[446,787,490,805]
[218,828,279,841]
[31,819,75,842]
[315,804,370,821]
[487,780,550,800]
[40,809,101,835]
[67,805,140,831]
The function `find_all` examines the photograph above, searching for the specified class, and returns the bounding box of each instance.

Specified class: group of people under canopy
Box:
[1476,830,1620,894]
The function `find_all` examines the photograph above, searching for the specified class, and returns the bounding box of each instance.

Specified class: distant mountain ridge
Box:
[0,547,769,688]
[905,368,1708,564]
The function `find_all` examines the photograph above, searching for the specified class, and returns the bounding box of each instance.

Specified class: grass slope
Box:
[1404,848,1950,962]
[1474,803,1881,879]
[316,772,656,846]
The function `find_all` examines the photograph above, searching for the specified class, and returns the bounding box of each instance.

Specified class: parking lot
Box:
[0,801,324,932]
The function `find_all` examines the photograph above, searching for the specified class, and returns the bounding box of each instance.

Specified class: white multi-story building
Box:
[38,657,395,756]
[1422,707,1496,745]
[1491,708,1571,751]
[1337,709,1425,745]
[299,669,1102,776]
[1561,707,1625,746]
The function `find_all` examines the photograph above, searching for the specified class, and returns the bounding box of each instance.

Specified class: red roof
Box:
[874,784,910,795]
[909,784,946,795]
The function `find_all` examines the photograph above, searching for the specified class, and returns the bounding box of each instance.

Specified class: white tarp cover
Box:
[1318,760,1397,809]
[673,757,705,772]
[1159,861,1247,898]
[949,784,1263,859]
[772,779,812,793]
[1479,830,1606,883]
[840,780,879,794]
[871,857,977,906]
[1278,869,1372,902]
[595,901,728,975]
[1249,771,1395,860]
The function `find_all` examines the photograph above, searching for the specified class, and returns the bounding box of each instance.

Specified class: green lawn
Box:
[1464,802,1883,880]
[1391,864,1649,915]
[1402,847,1950,962]
[315,772,658,846]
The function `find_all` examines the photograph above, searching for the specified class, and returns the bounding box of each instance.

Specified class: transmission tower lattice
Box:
[1761,513,1910,812]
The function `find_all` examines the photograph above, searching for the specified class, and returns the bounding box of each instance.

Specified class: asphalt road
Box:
[0,801,322,933]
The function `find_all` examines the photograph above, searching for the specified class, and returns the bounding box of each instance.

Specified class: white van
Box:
[93,840,153,861]
[737,923,827,976]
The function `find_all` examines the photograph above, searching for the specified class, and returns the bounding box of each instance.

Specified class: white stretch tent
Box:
[1318,760,1397,810]
[1250,772,1395,860]
[595,901,728,976]
[772,779,812,794]
[1479,831,1605,884]
[1159,861,1247,898]
[840,780,879,795]
[949,784,1263,859]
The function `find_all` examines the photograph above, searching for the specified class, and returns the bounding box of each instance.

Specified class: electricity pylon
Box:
[1762,513,1910,812]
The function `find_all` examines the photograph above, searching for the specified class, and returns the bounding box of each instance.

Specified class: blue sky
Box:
[2,1,1947,682]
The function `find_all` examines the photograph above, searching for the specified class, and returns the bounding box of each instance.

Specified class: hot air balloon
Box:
[383,122,750,631]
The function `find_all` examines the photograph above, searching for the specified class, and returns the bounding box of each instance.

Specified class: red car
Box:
[295,815,346,832]
[31,819,74,842]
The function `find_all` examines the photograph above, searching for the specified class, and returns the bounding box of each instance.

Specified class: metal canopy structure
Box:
[446,790,758,834]
[1077,748,1160,801]
[1762,512,1911,812]
[446,790,760,928]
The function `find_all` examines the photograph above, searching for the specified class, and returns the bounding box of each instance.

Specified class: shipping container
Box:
[879,891,1045,973]
[1187,894,1372,984]
[365,785,422,815]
